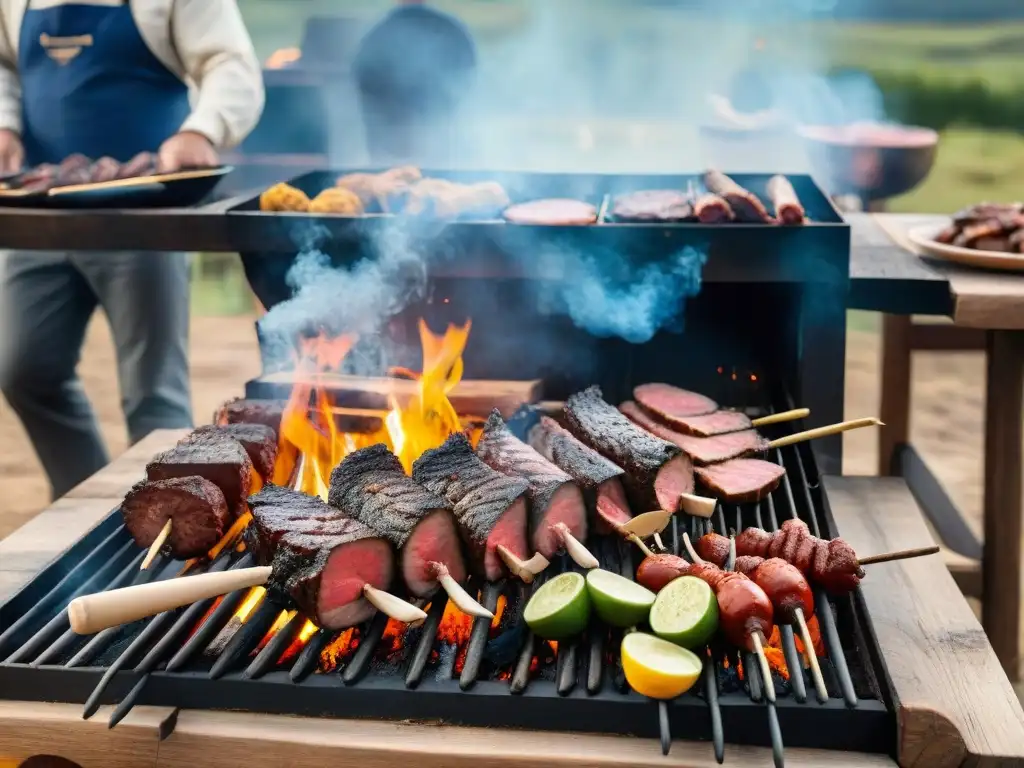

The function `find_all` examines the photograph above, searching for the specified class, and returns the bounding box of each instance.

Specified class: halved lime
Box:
[649,575,719,649]
[524,572,590,640]
[621,632,703,700]
[586,568,656,628]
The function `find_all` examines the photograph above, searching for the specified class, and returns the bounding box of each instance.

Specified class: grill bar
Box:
[405,597,447,688]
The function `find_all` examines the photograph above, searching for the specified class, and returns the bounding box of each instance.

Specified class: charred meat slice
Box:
[633,383,718,425]
[660,409,756,438]
[694,193,734,223]
[954,219,1010,248]
[703,170,774,223]
[193,423,278,480]
[477,410,587,559]
[246,484,394,630]
[214,397,285,437]
[563,386,693,513]
[147,431,253,516]
[611,190,694,222]
[952,202,1023,226]
[695,459,785,503]
[528,415,631,532]
[328,444,465,598]
[620,401,767,465]
[412,432,530,581]
[766,175,805,224]
[121,476,230,558]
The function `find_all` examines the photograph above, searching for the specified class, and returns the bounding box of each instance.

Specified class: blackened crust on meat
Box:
[193,423,278,479]
[121,476,229,558]
[147,431,253,517]
[412,432,529,576]
[328,443,450,550]
[563,386,681,510]
[214,397,285,437]
[528,416,623,489]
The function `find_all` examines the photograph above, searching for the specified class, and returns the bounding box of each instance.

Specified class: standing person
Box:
[352,0,476,165]
[0,0,264,499]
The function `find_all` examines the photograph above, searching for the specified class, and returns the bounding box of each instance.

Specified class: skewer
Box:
[430,561,493,619]
[750,408,809,427]
[67,566,427,635]
[794,607,829,703]
[766,417,883,450]
[653,533,667,551]
[750,631,777,704]
[857,545,939,566]
[140,519,172,570]
[496,546,550,583]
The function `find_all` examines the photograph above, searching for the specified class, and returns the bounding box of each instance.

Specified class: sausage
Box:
[693,193,733,223]
[635,553,692,593]
[715,575,774,651]
[750,557,813,619]
[703,170,774,223]
[766,175,805,224]
[696,532,732,564]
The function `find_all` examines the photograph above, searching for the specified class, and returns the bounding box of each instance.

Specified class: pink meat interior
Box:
[402,509,466,597]
[532,482,587,558]
[483,497,528,581]
[634,383,717,418]
[654,453,696,511]
[595,478,632,532]
[317,537,394,630]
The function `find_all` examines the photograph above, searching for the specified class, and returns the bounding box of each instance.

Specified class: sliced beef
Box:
[121,476,230,558]
[766,175,805,224]
[620,400,768,465]
[214,397,285,436]
[502,198,598,225]
[527,415,631,532]
[611,190,694,222]
[476,410,587,559]
[328,443,465,598]
[563,386,693,513]
[412,432,530,581]
[193,423,278,479]
[703,170,774,223]
[147,431,254,517]
[633,383,718,425]
[695,459,786,503]
[246,484,394,630]
[662,409,755,437]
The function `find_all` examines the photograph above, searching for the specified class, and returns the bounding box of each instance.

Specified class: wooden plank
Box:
[878,314,912,476]
[906,323,987,352]
[157,711,896,768]
[942,547,982,599]
[825,475,1024,768]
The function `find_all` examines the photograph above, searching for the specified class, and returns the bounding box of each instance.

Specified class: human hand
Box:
[0,129,24,174]
[157,131,218,172]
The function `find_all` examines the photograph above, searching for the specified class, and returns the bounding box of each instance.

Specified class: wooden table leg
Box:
[879,314,913,476]
[982,329,1024,682]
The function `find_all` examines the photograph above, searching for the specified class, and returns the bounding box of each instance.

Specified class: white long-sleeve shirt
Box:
[0,0,265,149]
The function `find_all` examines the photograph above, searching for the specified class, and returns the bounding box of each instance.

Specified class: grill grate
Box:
[0,401,895,764]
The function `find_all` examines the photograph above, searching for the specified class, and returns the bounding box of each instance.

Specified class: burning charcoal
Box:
[193,423,277,480]
[147,431,254,516]
[121,476,230,559]
[412,433,530,581]
[214,397,285,437]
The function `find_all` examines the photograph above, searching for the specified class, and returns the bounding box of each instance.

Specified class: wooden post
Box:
[879,314,912,476]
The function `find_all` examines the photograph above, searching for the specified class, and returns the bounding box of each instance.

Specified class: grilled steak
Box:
[766,175,805,224]
[328,444,465,598]
[620,401,767,465]
[695,458,786,503]
[611,190,694,222]
[528,415,631,532]
[121,476,230,558]
[477,411,587,559]
[563,386,693,513]
[633,383,718,425]
[703,170,774,223]
[193,423,278,479]
[660,409,755,437]
[246,484,394,630]
[117,151,159,179]
[147,431,254,517]
[88,156,121,183]
[412,432,530,581]
[502,198,598,226]
[215,397,285,437]
[694,193,734,223]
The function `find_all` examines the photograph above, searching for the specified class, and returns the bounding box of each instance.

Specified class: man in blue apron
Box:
[0,0,264,499]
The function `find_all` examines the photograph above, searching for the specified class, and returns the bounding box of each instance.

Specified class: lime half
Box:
[586,568,656,628]
[649,575,719,649]
[621,632,703,700]
[524,572,590,640]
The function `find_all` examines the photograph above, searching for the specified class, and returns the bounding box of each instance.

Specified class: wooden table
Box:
[2,431,1024,767]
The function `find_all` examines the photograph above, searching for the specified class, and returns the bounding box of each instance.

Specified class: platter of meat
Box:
[907,202,1024,272]
[0,153,232,208]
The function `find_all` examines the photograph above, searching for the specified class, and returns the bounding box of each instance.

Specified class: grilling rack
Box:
[0,402,895,766]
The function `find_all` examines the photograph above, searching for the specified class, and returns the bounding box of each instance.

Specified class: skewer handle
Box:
[750,631,777,704]
[68,566,272,635]
[793,607,829,703]
[857,545,940,566]
[625,534,654,558]
[751,408,809,428]
[767,417,882,450]
[141,519,173,570]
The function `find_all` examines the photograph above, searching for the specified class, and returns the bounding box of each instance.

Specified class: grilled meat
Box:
[246,485,395,630]
[528,415,631,532]
[88,156,121,184]
[563,386,693,513]
[328,444,465,598]
[951,201,1023,226]
[121,476,230,558]
[703,170,774,223]
[659,409,757,438]
[620,399,767,464]
[766,175,805,224]
[611,190,694,222]
[193,423,278,480]
[694,193,734,223]
[214,397,285,437]
[502,198,598,226]
[633,382,718,425]
[694,458,787,503]
[146,431,254,516]
[412,432,530,581]
[476,410,587,559]
[954,219,1013,248]
[117,151,159,179]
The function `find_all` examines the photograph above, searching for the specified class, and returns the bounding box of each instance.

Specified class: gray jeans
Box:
[0,251,193,499]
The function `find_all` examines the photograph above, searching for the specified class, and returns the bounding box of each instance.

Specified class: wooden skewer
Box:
[750,408,810,427]
[141,519,173,570]
[653,533,667,552]
[555,523,600,570]
[430,562,493,619]
[626,534,654,558]
[682,532,703,563]
[793,607,828,702]
[857,545,940,566]
[750,630,777,704]
[767,417,883,450]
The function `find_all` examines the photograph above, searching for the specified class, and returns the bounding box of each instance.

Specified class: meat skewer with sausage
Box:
[703,170,774,223]
[766,175,806,224]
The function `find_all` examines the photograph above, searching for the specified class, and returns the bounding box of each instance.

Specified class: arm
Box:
[170,0,265,150]
[0,8,23,171]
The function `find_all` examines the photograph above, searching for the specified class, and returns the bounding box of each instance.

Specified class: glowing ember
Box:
[319,628,360,673]
[278,619,319,665]
[256,610,295,652]
[233,587,267,624]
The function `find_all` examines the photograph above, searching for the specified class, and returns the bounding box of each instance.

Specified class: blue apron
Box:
[18,0,190,165]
